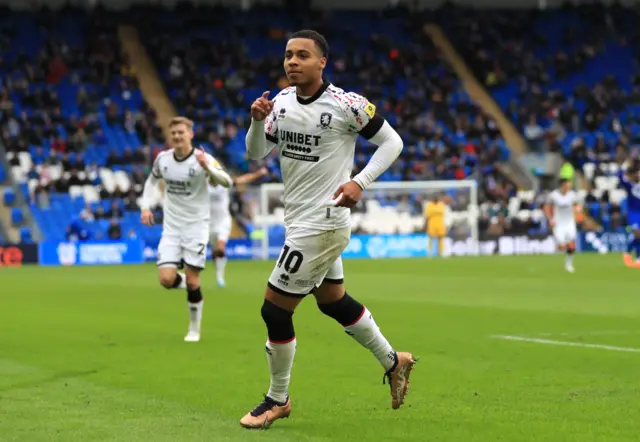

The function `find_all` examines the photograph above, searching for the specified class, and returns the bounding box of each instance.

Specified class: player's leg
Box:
[565,241,575,272]
[213,217,231,287]
[314,256,416,410]
[240,238,310,429]
[553,226,570,271]
[157,234,186,289]
[241,229,354,428]
[437,233,445,257]
[564,224,577,273]
[209,231,224,287]
[625,225,640,267]
[182,237,208,342]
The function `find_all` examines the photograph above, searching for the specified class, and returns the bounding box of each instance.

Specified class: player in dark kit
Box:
[240,30,416,429]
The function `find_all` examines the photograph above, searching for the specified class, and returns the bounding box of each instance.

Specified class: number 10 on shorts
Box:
[277,245,303,274]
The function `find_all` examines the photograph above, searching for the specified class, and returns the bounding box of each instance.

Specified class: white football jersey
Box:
[152,148,217,236]
[264,83,383,233]
[548,189,577,226]
[208,183,231,228]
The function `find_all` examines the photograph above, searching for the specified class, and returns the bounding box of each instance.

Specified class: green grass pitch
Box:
[1,254,639,441]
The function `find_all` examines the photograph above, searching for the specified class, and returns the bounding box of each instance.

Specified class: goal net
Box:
[250,180,479,260]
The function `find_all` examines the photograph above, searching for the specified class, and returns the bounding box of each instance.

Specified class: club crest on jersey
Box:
[278,108,286,119]
[188,166,196,177]
[318,112,333,129]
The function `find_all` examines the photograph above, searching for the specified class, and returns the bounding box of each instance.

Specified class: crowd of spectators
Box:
[2,2,638,242]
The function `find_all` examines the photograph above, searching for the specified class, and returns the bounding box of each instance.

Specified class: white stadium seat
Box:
[610,189,627,205]
[18,152,33,172]
[99,168,115,193]
[69,185,84,200]
[517,210,531,221]
[594,176,608,190]
[49,165,63,181]
[28,178,39,195]
[508,197,521,217]
[83,185,100,203]
[608,162,620,175]
[11,166,26,182]
[113,170,131,192]
[583,162,596,180]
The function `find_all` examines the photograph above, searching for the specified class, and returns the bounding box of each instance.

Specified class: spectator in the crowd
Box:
[107,220,122,240]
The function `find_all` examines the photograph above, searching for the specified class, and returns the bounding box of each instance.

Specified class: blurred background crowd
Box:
[1,1,638,246]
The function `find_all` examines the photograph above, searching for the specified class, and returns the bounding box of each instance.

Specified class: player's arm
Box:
[140,156,163,225]
[350,100,403,190]
[233,167,268,185]
[619,169,632,191]
[573,202,582,218]
[543,201,555,227]
[199,152,233,188]
[246,91,277,160]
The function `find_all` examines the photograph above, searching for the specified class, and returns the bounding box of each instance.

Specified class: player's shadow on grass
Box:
[0,368,100,393]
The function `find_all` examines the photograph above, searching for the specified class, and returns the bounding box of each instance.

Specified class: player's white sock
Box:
[187,301,203,331]
[186,287,204,329]
[344,307,397,372]
[266,338,296,403]
[215,257,227,281]
[566,251,574,267]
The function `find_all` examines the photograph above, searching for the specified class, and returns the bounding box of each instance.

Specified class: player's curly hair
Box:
[290,29,329,58]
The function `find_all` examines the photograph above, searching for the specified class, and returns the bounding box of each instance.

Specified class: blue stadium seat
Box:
[3,188,16,206]
[11,207,24,226]
[20,227,33,243]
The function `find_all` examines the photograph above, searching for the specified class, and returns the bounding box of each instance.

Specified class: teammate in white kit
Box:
[140,117,233,342]
[239,30,415,429]
[545,178,581,273]
[208,166,268,287]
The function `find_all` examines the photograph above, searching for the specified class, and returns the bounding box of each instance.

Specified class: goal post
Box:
[253,180,479,260]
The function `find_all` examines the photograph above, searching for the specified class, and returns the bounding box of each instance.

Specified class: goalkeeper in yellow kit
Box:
[425,195,447,257]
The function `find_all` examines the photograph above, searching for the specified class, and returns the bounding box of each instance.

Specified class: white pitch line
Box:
[533,331,640,337]
[491,335,640,354]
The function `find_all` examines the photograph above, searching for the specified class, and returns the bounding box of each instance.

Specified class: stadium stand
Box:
[138,3,520,236]
[430,3,639,234]
[0,7,166,243]
[0,2,637,244]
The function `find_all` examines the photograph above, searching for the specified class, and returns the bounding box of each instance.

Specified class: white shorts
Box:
[268,227,351,297]
[553,223,577,245]
[209,216,232,245]
[157,231,208,270]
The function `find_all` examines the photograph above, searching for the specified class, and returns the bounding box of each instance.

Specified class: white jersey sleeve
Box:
[151,152,164,179]
[337,91,381,135]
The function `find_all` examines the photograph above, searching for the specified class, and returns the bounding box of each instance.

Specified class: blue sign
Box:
[143,238,284,262]
[39,239,145,266]
[579,231,632,253]
[343,234,428,259]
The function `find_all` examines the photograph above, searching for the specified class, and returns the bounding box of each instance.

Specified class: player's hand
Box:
[333,180,363,208]
[195,147,209,169]
[258,166,269,176]
[550,220,556,228]
[141,209,154,226]
[250,91,274,121]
